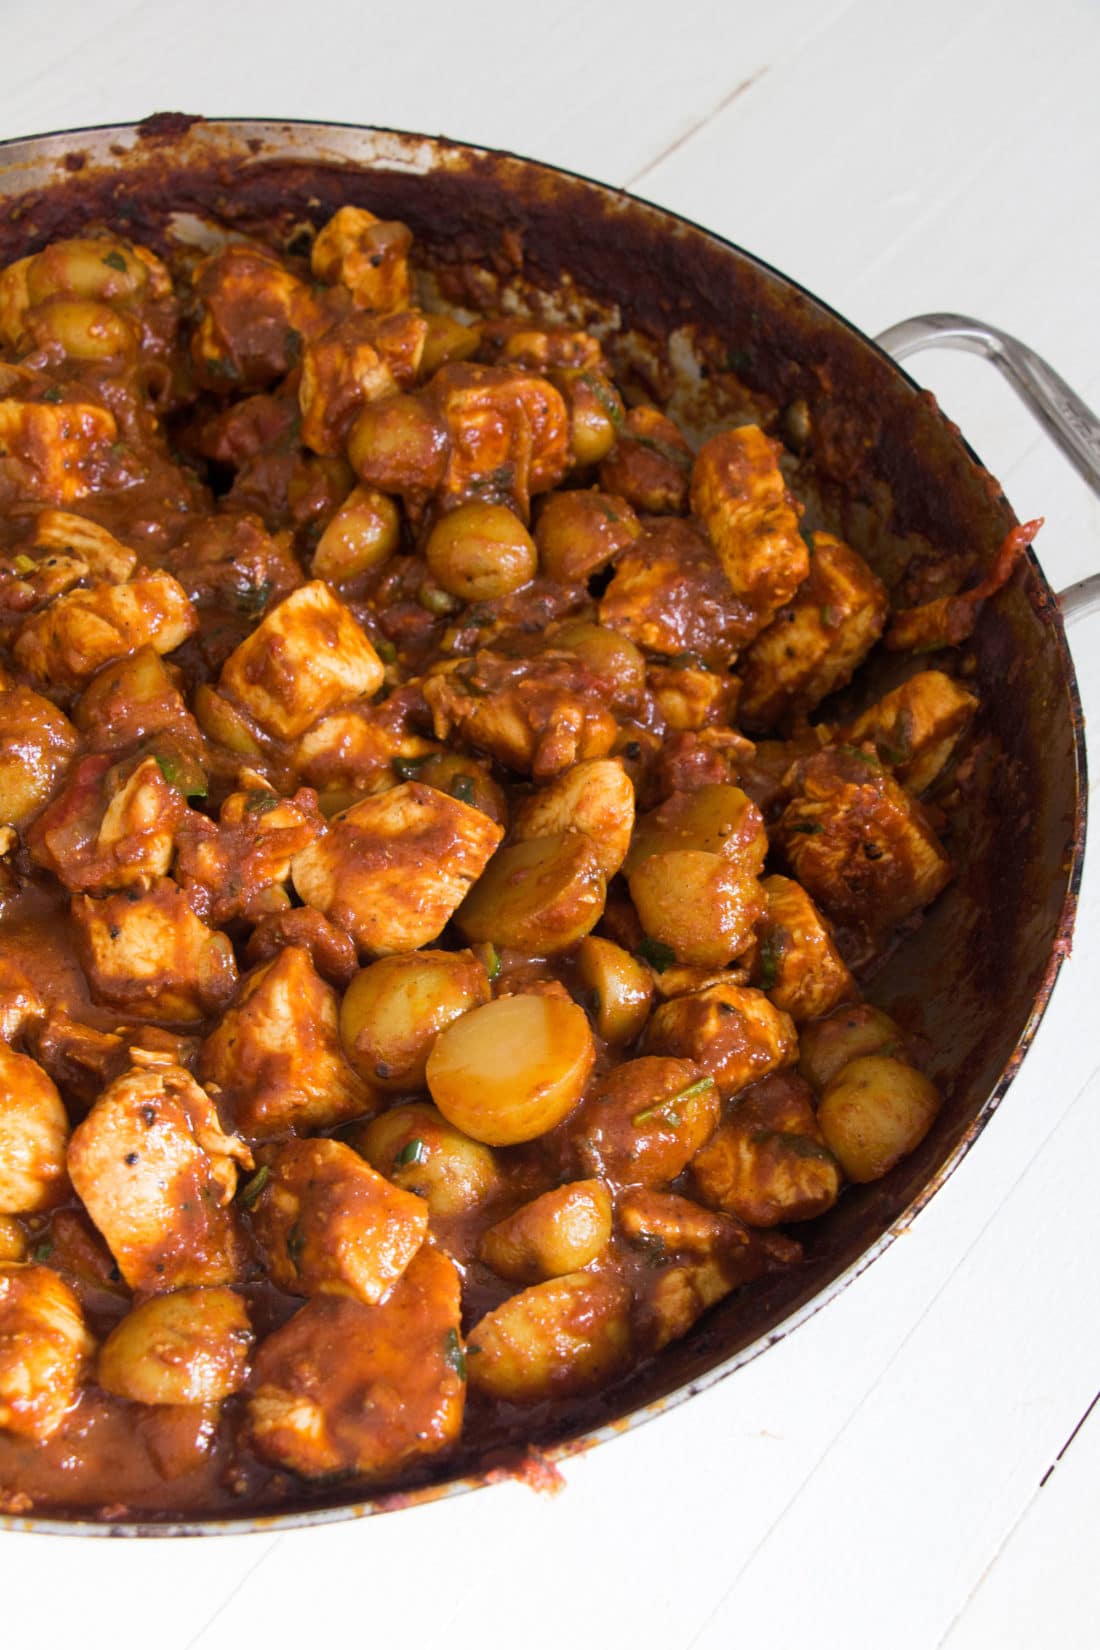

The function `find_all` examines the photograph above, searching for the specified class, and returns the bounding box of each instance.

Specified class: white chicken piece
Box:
[30,509,138,582]
[0,680,78,829]
[690,424,809,630]
[0,1042,69,1213]
[197,944,376,1138]
[28,754,187,894]
[0,1263,95,1441]
[71,876,239,1022]
[67,1054,252,1292]
[0,398,117,503]
[837,670,980,794]
[291,781,503,955]
[310,205,413,313]
[13,571,198,691]
[217,580,384,741]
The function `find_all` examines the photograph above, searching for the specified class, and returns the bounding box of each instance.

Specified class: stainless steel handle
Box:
[875,313,1100,620]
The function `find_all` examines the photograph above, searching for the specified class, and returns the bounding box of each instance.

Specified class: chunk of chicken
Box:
[250,1137,428,1305]
[97,1286,253,1406]
[691,1071,842,1226]
[191,244,325,393]
[74,645,203,758]
[738,532,888,728]
[290,698,436,799]
[67,1057,252,1292]
[644,981,798,1099]
[217,580,384,742]
[72,877,238,1022]
[298,314,405,455]
[776,747,952,940]
[197,945,375,1138]
[291,781,503,955]
[533,488,641,584]
[0,955,45,1044]
[0,1263,95,1440]
[13,570,197,691]
[598,405,693,514]
[0,681,78,828]
[690,425,808,629]
[29,509,137,582]
[751,874,856,1022]
[838,670,979,794]
[478,317,607,374]
[600,519,757,667]
[571,1057,720,1188]
[244,907,358,990]
[310,205,413,313]
[0,398,117,504]
[246,1245,464,1478]
[422,650,618,780]
[427,362,570,519]
[176,783,324,925]
[0,1043,69,1213]
[28,754,188,893]
[646,661,740,732]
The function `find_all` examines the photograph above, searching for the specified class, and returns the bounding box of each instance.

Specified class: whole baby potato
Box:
[466,1271,631,1403]
[573,935,653,1045]
[340,948,490,1090]
[479,1179,612,1282]
[426,502,537,602]
[426,994,595,1145]
[817,1055,940,1182]
[353,1100,501,1218]
[797,1003,902,1091]
[628,847,764,968]
[97,1287,253,1407]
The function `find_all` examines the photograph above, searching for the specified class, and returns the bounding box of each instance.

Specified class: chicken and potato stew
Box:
[0,203,1009,1518]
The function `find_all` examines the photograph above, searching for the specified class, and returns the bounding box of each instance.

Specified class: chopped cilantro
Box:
[632,1075,715,1126]
[101,249,128,273]
[375,638,397,663]
[32,1240,53,1263]
[392,754,430,781]
[758,926,789,992]
[40,385,65,404]
[791,820,824,835]
[237,1164,270,1207]
[579,372,624,428]
[443,1327,466,1379]
[450,774,476,805]
[286,1221,306,1269]
[244,791,281,814]
[153,753,207,798]
[395,1138,427,1168]
[637,937,676,973]
[480,942,502,980]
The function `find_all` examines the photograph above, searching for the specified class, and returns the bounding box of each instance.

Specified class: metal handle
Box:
[875,313,1100,620]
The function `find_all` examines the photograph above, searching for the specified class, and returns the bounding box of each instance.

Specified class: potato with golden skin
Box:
[0,1043,69,1214]
[625,783,767,879]
[251,1137,428,1306]
[339,948,490,1090]
[818,1055,941,1183]
[72,877,238,1023]
[644,981,798,1099]
[466,1271,632,1405]
[690,424,809,630]
[353,1101,502,1219]
[14,570,197,691]
[556,367,627,465]
[511,758,635,879]
[777,747,952,940]
[310,205,413,313]
[0,1263,95,1441]
[292,781,503,956]
[573,936,653,1046]
[738,532,888,728]
[691,1072,841,1226]
[218,581,384,742]
[798,1002,902,1091]
[534,489,641,584]
[97,1287,253,1406]
[629,849,765,969]
[198,945,375,1139]
[426,502,537,602]
[246,1245,464,1479]
[456,831,606,956]
[838,670,979,794]
[427,994,595,1146]
[571,1057,720,1188]
[67,1056,252,1292]
[480,1180,612,1283]
[311,483,401,583]
[0,398,117,504]
[0,681,77,829]
[752,874,856,1022]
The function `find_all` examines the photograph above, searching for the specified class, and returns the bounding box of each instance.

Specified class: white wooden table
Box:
[3,3,1099,1645]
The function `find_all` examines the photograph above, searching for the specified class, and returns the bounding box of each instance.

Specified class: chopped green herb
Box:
[101,249,128,273]
[443,1327,467,1379]
[623,740,642,760]
[631,1230,668,1268]
[632,1075,714,1127]
[466,604,495,628]
[820,605,841,630]
[579,372,624,428]
[40,385,65,404]
[392,754,430,781]
[12,553,36,574]
[481,942,502,980]
[237,1164,270,1208]
[637,936,676,973]
[418,583,459,617]
[153,753,208,798]
[235,575,273,615]
[668,651,702,670]
[375,638,397,663]
[244,791,281,814]
[791,820,824,835]
[597,503,622,523]
[758,926,789,992]
[286,1221,307,1270]
[450,774,476,805]
[395,1138,427,1168]
[32,1241,53,1263]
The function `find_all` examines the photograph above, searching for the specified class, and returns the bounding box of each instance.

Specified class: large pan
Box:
[0,117,1095,1537]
